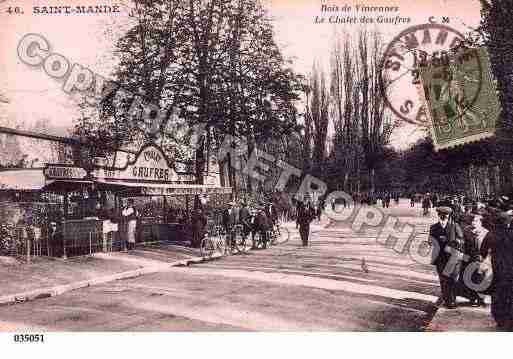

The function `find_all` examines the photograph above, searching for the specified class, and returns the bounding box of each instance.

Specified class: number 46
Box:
[6,7,23,14]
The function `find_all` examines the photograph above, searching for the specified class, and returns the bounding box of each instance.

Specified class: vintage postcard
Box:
[1,1,513,350]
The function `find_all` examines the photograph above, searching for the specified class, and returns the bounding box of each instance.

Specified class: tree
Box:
[307,65,329,179]
[71,0,301,193]
[329,33,363,192]
[480,0,513,139]
[357,29,394,194]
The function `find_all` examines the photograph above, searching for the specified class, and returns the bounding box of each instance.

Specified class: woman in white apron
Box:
[122,199,138,251]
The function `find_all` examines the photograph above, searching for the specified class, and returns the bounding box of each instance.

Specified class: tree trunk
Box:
[369,167,375,195]
[247,136,255,193]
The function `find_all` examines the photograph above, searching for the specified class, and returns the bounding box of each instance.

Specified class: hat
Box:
[498,211,513,225]
[436,206,453,215]
[471,208,489,217]
[463,198,474,206]
[228,201,236,206]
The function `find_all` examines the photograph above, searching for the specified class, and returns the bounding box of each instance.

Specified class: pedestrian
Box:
[222,201,239,248]
[296,201,315,247]
[432,193,439,208]
[410,193,415,208]
[266,201,279,226]
[191,203,207,249]
[254,205,271,249]
[422,193,432,216]
[459,208,490,307]
[239,201,252,245]
[429,206,464,309]
[316,200,322,221]
[482,209,513,330]
[122,199,138,251]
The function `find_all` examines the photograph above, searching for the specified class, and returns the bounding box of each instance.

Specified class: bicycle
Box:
[233,224,250,254]
[200,225,226,258]
[0,223,15,255]
[252,228,270,249]
[269,222,289,246]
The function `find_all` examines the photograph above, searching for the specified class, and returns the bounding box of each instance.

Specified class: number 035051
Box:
[13,334,44,343]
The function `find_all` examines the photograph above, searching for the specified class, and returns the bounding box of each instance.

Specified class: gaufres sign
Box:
[44,165,87,180]
[94,144,195,184]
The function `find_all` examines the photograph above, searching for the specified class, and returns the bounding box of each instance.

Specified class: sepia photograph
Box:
[1,0,513,355]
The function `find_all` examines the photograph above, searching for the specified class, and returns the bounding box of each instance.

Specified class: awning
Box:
[95,179,232,196]
[42,180,93,192]
[0,169,93,192]
[0,168,46,190]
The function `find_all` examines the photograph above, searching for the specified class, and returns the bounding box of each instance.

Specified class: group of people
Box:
[220,200,279,249]
[214,198,319,249]
[429,194,513,330]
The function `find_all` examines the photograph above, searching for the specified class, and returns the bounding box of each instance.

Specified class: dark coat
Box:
[266,204,278,223]
[254,211,271,231]
[485,223,513,324]
[239,207,252,229]
[422,197,432,209]
[222,208,239,228]
[297,206,315,227]
[429,221,464,278]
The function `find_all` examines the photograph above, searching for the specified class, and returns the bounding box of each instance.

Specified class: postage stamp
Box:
[419,46,501,151]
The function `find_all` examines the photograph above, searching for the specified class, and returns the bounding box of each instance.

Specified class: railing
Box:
[63,228,103,258]
[0,225,52,261]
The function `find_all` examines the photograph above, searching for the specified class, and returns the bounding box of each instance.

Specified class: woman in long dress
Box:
[122,199,138,251]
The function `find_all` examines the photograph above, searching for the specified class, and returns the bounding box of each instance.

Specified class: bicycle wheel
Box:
[217,234,227,256]
[274,226,290,245]
[253,232,261,249]
[200,237,215,258]
[235,233,248,253]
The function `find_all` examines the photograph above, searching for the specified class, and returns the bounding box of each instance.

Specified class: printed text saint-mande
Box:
[33,5,121,15]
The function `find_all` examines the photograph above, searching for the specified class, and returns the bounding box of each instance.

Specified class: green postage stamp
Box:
[419,46,501,151]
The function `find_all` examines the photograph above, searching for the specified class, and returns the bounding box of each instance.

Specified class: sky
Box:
[0,0,484,163]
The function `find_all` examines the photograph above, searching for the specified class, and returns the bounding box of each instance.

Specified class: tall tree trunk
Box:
[369,167,375,194]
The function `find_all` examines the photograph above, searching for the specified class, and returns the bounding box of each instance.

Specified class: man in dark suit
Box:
[222,201,239,246]
[239,201,252,243]
[429,206,464,309]
[265,201,278,226]
[254,205,272,249]
[297,202,316,247]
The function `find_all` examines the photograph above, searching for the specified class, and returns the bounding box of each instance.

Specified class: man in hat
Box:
[429,206,464,309]
[422,193,432,216]
[253,204,271,249]
[459,207,490,307]
[222,201,239,247]
[239,201,252,245]
[296,201,316,247]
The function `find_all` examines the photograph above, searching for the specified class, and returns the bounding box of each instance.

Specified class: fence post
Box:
[26,234,31,263]
[63,236,67,260]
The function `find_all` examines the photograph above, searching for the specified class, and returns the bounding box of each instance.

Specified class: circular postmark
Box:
[380,23,483,127]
